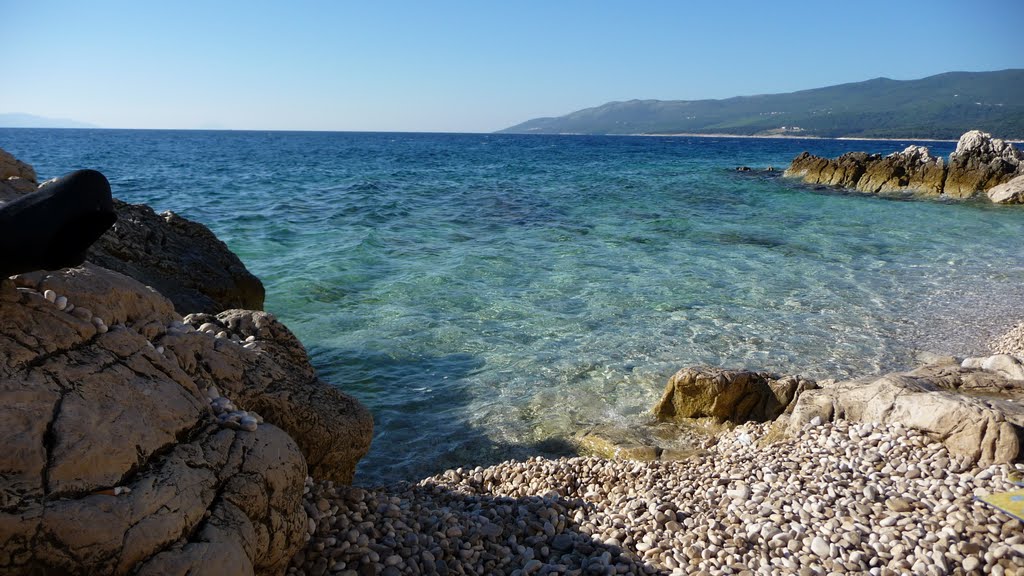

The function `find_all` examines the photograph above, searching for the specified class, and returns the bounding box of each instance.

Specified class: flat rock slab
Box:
[788,364,1024,466]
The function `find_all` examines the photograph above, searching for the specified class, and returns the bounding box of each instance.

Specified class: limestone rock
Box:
[0,266,308,575]
[653,366,817,423]
[987,173,1024,204]
[945,130,1024,198]
[857,145,946,195]
[86,200,266,314]
[785,147,946,196]
[784,151,873,188]
[787,366,1024,465]
[174,309,374,484]
[785,130,1024,201]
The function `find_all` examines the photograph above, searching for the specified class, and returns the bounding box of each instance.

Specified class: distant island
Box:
[498,69,1024,140]
[0,113,98,129]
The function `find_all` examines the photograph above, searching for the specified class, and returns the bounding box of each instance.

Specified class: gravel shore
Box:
[288,418,1024,576]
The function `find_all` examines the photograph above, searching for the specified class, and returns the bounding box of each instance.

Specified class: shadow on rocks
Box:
[306,344,582,486]
[293,467,668,576]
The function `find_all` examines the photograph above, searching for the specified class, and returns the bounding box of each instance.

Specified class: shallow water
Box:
[4,129,1023,484]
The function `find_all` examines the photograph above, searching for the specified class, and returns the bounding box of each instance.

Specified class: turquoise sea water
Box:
[4,129,1024,484]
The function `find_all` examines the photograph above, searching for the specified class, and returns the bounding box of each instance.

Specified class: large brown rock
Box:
[0,264,373,575]
[0,267,304,575]
[945,130,1024,198]
[785,151,873,189]
[653,366,817,423]
[169,309,375,484]
[857,145,947,195]
[787,364,1024,466]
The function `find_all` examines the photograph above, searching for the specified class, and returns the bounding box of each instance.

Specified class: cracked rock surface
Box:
[0,264,369,575]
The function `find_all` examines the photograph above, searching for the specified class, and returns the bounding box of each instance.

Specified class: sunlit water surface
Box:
[4,129,1023,484]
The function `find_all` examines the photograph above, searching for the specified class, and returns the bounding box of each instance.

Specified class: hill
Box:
[498,70,1024,139]
[0,113,98,128]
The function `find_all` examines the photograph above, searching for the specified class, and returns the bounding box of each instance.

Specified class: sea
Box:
[3,128,1024,485]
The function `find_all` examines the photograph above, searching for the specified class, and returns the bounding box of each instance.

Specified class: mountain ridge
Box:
[498,70,1024,139]
[0,113,98,129]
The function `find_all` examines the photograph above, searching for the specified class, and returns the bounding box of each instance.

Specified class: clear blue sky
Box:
[4,0,1023,132]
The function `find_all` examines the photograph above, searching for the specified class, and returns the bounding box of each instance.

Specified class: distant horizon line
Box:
[3,125,997,143]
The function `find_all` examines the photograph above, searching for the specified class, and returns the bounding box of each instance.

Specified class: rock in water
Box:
[784,130,1024,202]
[945,130,1024,198]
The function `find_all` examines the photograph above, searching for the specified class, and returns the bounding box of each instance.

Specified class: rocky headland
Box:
[3,144,1024,576]
[784,130,1024,203]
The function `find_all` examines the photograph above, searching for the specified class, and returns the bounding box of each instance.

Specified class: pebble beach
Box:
[289,418,1024,576]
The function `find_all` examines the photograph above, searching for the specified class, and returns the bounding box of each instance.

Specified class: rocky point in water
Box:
[784,130,1024,203]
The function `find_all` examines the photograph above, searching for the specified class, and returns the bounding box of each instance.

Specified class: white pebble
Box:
[43,289,56,302]
[54,295,68,310]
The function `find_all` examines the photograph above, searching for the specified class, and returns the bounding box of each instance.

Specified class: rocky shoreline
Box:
[3,141,1024,575]
[291,420,1024,576]
[784,130,1024,203]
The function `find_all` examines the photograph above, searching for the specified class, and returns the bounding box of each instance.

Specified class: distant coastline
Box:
[633,132,964,143]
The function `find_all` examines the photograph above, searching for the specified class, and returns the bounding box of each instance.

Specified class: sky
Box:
[3,0,1023,133]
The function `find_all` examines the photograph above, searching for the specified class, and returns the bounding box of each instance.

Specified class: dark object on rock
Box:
[0,169,116,277]
[736,166,752,171]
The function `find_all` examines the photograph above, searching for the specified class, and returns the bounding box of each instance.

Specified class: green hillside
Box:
[498,70,1024,139]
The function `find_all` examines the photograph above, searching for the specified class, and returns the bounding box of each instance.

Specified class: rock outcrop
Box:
[945,130,1024,198]
[785,130,1024,202]
[173,309,374,483]
[653,366,817,424]
[0,266,310,575]
[86,200,266,315]
[786,363,1024,466]
[0,147,265,314]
